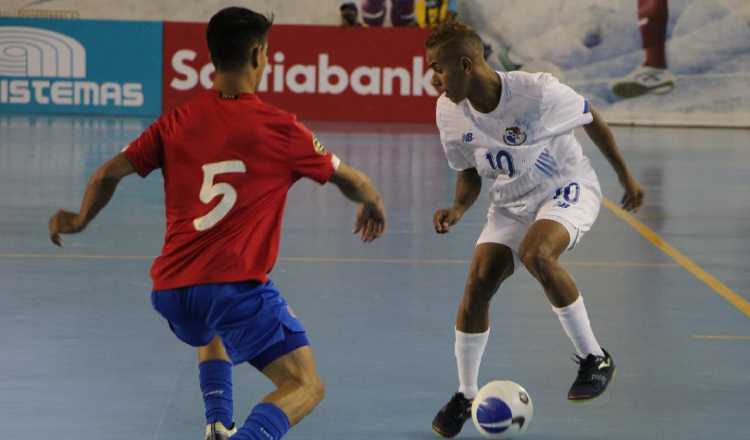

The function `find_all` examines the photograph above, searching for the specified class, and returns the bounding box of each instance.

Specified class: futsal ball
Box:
[471,381,534,439]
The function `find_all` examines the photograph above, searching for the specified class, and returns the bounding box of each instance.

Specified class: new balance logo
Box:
[462,132,474,143]
[0,27,86,78]
[598,358,611,370]
[0,26,143,107]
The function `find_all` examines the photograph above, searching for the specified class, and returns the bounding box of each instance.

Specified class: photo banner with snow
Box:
[460,0,750,127]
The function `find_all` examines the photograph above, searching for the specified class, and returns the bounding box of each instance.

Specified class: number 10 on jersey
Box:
[485,150,515,177]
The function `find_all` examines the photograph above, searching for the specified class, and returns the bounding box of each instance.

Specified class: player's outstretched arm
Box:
[583,107,644,212]
[433,167,481,234]
[329,162,386,242]
[48,153,137,246]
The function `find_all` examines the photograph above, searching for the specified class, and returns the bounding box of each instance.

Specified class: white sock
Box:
[455,328,490,399]
[552,294,604,358]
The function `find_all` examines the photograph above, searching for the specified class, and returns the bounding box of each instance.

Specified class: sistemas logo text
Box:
[0,26,143,107]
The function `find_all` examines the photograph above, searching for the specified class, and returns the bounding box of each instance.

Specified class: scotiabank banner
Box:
[163,23,438,123]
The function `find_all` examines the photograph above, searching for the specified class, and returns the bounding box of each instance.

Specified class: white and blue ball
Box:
[471,381,533,439]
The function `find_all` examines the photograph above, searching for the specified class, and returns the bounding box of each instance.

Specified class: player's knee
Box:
[465,269,505,303]
[465,283,493,305]
[519,247,557,281]
[278,370,325,409]
[305,374,326,407]
[291,371,326,406]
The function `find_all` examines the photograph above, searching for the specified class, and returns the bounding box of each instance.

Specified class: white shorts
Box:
[476,171,602,264]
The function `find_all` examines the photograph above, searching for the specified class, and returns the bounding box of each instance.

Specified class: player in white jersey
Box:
[425,22,644,438]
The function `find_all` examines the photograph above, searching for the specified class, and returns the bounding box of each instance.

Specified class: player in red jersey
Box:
[48,7,386,440]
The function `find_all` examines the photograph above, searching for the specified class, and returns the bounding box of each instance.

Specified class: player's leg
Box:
[456,244,514,334]
[150,288,236,439]
[198,337,236,439]
[361,0,386,26]
[259,346,325,426]
[433,241,515,438]
[518,179,614,400]
[455,243,515,399]
[639,0,669,69]
[519,219,582,308]
[223,346,323,440]
[211,281,320,440]
[611,0,673,98]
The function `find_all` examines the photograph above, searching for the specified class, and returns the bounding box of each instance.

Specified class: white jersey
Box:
[436,71,594,207]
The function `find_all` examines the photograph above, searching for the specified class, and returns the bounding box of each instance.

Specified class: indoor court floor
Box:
[1,114,748,439]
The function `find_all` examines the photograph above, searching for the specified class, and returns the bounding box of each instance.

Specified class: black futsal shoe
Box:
[432,392,473,438]
[568,349,616,401]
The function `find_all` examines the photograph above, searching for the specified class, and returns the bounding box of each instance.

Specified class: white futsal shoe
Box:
[611,65,675,98]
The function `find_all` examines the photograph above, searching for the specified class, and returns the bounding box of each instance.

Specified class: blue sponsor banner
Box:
[0,18,161,116]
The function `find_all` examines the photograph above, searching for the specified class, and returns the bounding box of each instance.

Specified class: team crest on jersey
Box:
[503,126,527,146]
[312,135,327,155]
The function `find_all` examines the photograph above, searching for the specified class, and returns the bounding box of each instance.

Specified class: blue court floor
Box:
[1,114,748,439]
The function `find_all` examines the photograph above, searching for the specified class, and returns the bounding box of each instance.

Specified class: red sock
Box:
[638,0,669,68]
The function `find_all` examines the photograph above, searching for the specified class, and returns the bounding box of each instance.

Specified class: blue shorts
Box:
[151,280,309,370]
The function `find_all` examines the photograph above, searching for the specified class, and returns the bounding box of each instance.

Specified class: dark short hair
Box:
[425,21,484,59]
[206,7,273,72]
[340,2,357,11]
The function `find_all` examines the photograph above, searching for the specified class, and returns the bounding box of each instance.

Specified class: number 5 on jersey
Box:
[193,160,246,231]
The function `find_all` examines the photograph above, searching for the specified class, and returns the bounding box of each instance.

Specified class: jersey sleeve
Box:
[287,117,338,184]
[437,101,473,171]
[122,118,164,177]
[539,74,593,137]
[439,131,473,171]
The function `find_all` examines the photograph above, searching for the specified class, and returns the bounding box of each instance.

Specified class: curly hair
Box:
[425,21,484,59]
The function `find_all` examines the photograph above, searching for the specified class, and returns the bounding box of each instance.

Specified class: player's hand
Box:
[620,175,644,213]
[433,207,463,234]
[354,199,386,242]
[48,209,85,247]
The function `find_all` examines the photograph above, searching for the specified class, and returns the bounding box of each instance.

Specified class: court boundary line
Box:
[602,197,750,319]
[0,252,677,268]
[691,335,750,341]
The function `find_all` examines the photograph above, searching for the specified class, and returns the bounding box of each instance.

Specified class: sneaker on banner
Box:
[611,65,675,99]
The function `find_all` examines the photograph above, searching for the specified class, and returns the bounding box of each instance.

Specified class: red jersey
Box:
[124,90,337,290]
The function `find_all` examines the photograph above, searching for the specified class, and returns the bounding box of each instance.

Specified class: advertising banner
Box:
[0,18,162,116]
[163,23,439,123]
[461,0,750,127]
